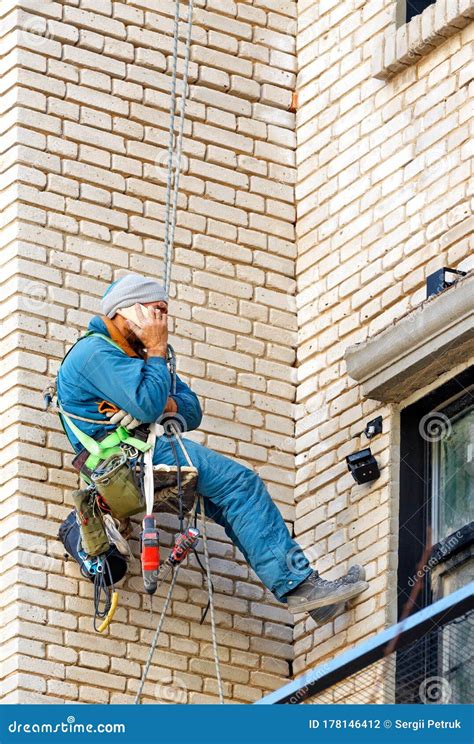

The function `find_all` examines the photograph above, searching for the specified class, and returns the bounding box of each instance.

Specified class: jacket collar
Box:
[88,315,144,359]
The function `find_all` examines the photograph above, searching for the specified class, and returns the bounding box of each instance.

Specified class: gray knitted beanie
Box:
[101,274,167,318]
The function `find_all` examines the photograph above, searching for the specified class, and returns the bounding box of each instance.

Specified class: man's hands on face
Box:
[126,303,168,358]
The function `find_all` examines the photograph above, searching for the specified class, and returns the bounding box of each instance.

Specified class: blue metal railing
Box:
[255,582,474,704]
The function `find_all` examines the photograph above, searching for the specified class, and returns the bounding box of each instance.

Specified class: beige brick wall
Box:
[294,0,473,683]
[0,0,298,704]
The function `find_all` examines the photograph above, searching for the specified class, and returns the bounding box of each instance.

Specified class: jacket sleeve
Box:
[77,339,171,424]
[171,374,203,432]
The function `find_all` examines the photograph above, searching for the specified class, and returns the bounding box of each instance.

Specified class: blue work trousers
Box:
[153,436,312,601]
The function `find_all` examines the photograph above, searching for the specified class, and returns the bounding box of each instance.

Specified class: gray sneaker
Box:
[309,602,345,626]
[308,566,366,625]
[287,564,368,614]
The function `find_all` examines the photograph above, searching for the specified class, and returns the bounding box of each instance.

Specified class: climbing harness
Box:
[46,331,151,476]
[162,0,194,299]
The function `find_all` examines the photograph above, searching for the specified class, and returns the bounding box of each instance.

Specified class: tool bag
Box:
[58,510,128,586]
[91,453,145,519]
[72,487,110,556]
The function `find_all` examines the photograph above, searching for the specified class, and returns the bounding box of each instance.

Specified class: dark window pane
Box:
[432,406,474,543]
[406,0,437,23]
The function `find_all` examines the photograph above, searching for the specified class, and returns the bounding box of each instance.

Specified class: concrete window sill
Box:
[344,272,474,402]
[371,0,474,81]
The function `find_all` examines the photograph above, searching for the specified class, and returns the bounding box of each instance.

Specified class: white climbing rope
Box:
[143,422,157,514]
[163,0,194,300]
[134,567,180,704]
[199,492,224,704]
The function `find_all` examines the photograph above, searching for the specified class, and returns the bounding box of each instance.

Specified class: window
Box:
[374,0,470,79]
[406,0,437,23]
[397,367,474,703]
[431,394,474,545]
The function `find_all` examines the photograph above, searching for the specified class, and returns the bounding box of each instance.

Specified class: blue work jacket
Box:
[57,315,202,452]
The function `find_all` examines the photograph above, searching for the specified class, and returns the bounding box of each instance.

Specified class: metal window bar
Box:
[255,582,474,705]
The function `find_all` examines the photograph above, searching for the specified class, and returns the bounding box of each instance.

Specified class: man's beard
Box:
[124,326,145,356]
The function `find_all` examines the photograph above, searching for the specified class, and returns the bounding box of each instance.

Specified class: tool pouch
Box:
[72,488,110,557]
[91,453,144,519]
[58,510,128,585]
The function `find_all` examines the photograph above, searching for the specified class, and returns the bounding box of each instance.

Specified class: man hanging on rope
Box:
[57,273,369,626]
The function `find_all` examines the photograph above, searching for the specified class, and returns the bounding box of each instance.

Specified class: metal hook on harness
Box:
[121,444,139,461]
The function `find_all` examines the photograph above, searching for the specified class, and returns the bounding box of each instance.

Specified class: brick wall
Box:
[294,0,473,682]
[0,0,298,703]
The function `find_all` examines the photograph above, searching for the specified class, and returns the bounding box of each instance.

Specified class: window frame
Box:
[397,366,474,619]
[396,367,473,704]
